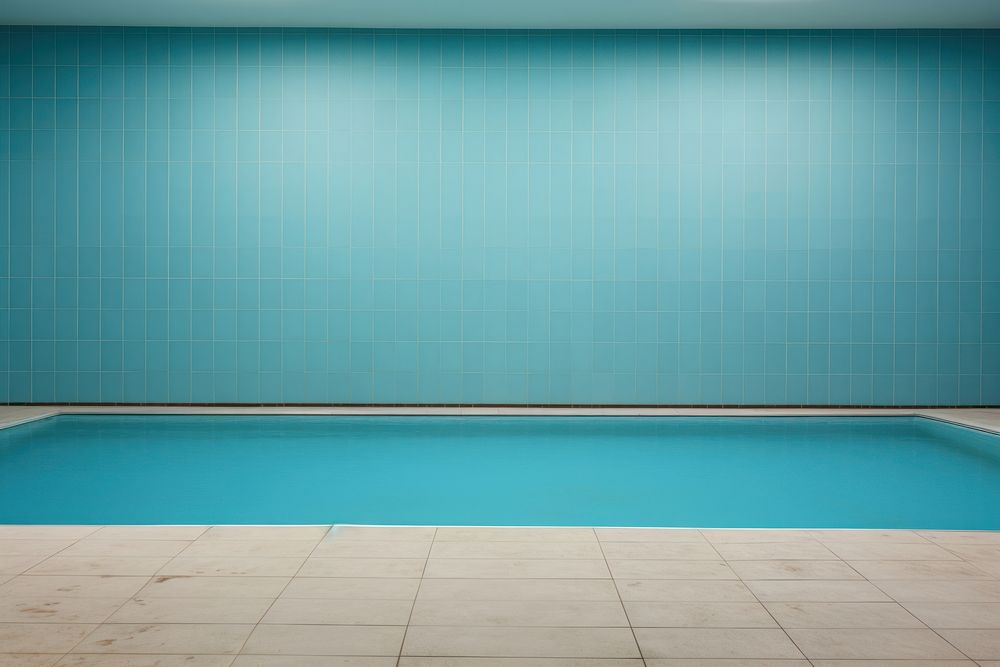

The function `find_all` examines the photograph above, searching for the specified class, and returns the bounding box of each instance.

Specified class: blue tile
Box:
[0,28,997,405]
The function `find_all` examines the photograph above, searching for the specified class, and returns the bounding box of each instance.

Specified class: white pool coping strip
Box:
[1,404,999,435]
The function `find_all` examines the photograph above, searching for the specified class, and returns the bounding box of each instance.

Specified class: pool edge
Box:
[2,405,999,436]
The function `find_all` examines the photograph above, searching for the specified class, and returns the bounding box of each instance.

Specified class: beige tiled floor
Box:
[0,525,998,664]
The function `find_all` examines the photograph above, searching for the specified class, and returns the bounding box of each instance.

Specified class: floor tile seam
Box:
[54,572,157,660]
[386,596,623,603]
[171,552,318,560]
[863,577,982,662]
[399,526,438,666]
[845,560,1000,580]
[596,527,646,665]
[234,525,333,656]
[11,529,105,577]
[760,598,930,629]
[940,543,1000,564]
[810,530,937,546]
[727,551,820,663]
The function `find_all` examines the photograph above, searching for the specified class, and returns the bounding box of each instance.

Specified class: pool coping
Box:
[1,404,999,435]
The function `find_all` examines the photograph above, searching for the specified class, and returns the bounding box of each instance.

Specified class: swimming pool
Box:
[1,415,998,528]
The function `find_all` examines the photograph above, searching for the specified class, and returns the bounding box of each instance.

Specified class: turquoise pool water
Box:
[1,415,999,528]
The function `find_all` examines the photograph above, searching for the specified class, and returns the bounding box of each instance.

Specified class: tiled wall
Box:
[1,27,998,405]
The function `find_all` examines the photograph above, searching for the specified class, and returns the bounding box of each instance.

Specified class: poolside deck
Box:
[1,406,999,664]
[0,524,999,664]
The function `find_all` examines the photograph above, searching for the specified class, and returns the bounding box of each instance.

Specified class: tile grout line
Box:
[47,531,170,660]
[863,542,1000,663]
[715,533,817,666]
[229,524,332,657]
[867,582,982,663]
[395,525,436,665]
[3,524,111,665]
[597,526,647,666]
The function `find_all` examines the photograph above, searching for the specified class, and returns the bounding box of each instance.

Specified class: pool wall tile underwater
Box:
[0,28,999,405]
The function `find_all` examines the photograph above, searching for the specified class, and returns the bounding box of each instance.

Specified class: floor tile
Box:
[0,596,125,623]
[180,539,318,558]
[60,540,190,558]
[0,576,149,598]
[233,658,394,667]
[967,559,1000,577]
[135,575,289,598]
[234,658,395,667]
[607,560,737,580]
[809,530,927,543]
[327,526,435,541]
[26,556,170,576]
[87,526,209,541]
[157,556,305,577]
[299,557,425,578]
[822,542,960,561]
[809,662,974,667]
[399,660,644,666]
[921,531,1000,545]
[409,599,629,626]
[625,601,777,628]
[71,623,253,654]
[746,581,891,602]
[198,526,330,541]
[0,540,76,556]
[601,542,721,560]
[727,560,862,580]
[762,602,923,628]
[261,597,413,625]
[0,527,99,541]
[434,527,597,542]
[0,623,98,653]
[56,655,235,666]
[312,540,432,559]
[714,542,836,561]
[429,541,603,559]
[0,556,49,575]
[0,656,59,667]
[596,529,706,543]
[940,544,1000,561]
[242,624,404,656]
[281,577,420,599]
[633,628,804,659]
[401,626,640,658]
[937,629,1000,659]
[416,578,620,601]
[423,558,609,579]
[645,661,810,667]
[107,596,274,623]
[876,579,1000,602]
[901,602,1000,628]
[847,560,993,580]
[616,581,756,602]
[786,628,966,659]
[701,531,815,544]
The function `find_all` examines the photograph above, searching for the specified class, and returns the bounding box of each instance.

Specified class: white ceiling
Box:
[1,0,999,29]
